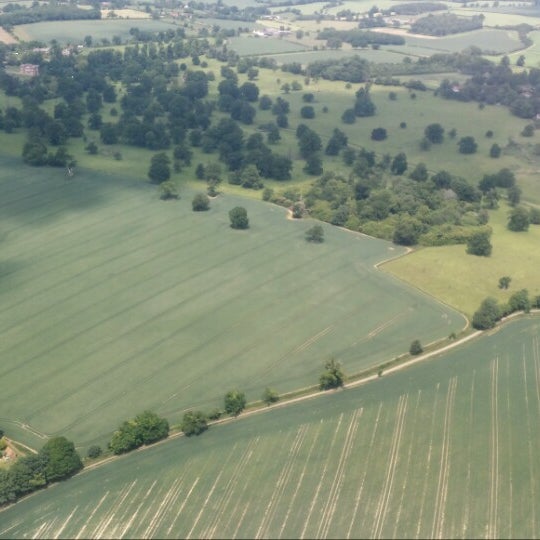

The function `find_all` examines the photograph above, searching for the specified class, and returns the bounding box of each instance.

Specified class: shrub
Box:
[87,445,102,459]
[262,387,280,405]
[305,224,324,243]
[181,411,208,436]
[207,408,222,420]
[229,207,249,229]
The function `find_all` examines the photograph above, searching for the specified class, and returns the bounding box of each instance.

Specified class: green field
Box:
[383,204,540,317]
[265,47,410,64]
[1,316,539,538]
[228,36,311,56]
[13,19,179,44]
[0,157,465,450]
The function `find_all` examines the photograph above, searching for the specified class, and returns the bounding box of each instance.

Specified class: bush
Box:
[371,127,387,141]
[229,207,249,229]
[262,387,280,405]
[192,193,210,211]
[181,411,208,437]
[207,408,222,420]
[409,339,423,355]
[159,181,179,200]
[108,411,169,455]
[305,224,324,243]
[87,445,102,459]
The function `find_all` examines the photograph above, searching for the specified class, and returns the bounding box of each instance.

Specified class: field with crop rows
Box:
[2,316,539,538]
[0,157,465,450]
[13,19,178,44]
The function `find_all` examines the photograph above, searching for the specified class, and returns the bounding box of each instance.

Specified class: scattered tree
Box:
[498,276,511,289]
[458,136,478,154]
[509,289,531,313]
[424,123,444,144]
[86,445,102,459]
[371,127,387,141]
[229,206,249,229]
[148,152,171,184]
[192,193,210,211]
[159,181,179,200]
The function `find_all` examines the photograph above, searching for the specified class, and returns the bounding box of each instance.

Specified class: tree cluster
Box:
[108,411,169,455]
[0,437,82,506]
[411,13,483,36]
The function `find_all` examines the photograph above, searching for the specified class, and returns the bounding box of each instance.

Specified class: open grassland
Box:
[383,204,540,317]
[12,19,178,44]
[0,157,464,450]
[264,47,409,64]
[1,317,540,538]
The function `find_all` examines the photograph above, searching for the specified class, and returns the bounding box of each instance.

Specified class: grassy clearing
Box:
[228,36,310,56]
[1,316,539,538]
[383,204,540,317]
[0,157,464,450]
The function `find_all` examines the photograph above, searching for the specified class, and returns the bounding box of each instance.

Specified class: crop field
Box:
[12,19,178,44]
[264,47,409,65]
[227,36,310,56]
[1,316,540,538]
[383,204,540,317]
[0,157,465,450]
[194,18,259,31]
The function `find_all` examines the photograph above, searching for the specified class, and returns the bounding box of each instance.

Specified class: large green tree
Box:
[319,358,345,390]
[508,206,530,231]
[229,206,249,229]
[40,437,83,482]
[472,297,501,330]
[466,229,492,256]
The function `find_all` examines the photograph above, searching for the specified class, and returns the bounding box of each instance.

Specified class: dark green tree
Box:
[229,206,249,229]
[224,390,247,416]
[390,152,407,175]
[87,445,102,459]
[148,152,171,184]
[424,123,444,144]
[133,411,169,445]
[498,276,511,289]
[458,136,478,154]
[509,289,531,313]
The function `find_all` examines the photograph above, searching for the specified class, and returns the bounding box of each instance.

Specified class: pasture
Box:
[383,204,540,317]
[0,157,464,450]
[1,316,539,538]
[12,19,178,44]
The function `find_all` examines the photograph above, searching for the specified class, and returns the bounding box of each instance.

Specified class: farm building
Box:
[19,64,39,76]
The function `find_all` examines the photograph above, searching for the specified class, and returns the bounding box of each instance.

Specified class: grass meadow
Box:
[383,204,540,317]
[1,316,539,538]
[227,36,311,56]
[0,156,464,450]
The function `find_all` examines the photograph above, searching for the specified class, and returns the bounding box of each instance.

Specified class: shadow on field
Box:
[0,156,153,227]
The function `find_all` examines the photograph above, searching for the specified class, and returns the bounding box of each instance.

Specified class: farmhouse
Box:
[19,64,39,76]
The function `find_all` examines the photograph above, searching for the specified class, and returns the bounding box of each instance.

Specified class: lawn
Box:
[227,35,310,56]
[1,316,539,538]
[383,203,540,317]
[0,156,464,451]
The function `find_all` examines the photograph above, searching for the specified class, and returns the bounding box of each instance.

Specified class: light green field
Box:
[0,157,465,450]
[265,47,410,64]
[1,316,539,538]
[13,19,179,44]
[383,204,540,317]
